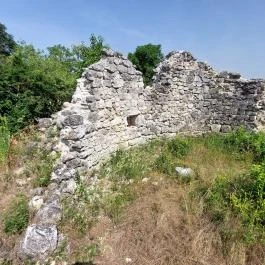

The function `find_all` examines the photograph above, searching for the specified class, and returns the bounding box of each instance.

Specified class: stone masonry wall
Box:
[18,49,265,261]
[149,51,265,135]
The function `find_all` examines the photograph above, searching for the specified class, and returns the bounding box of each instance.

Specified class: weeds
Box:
[30,150,57,187]
[3,194,29,234]
[0,117,10,165]
[155,136,191,175]
[75,244,100,263]
[225,128,265,162]
[103,148,150,181]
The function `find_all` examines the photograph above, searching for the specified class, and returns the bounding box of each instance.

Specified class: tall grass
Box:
[0,117,10,165]
[3,194,29,235]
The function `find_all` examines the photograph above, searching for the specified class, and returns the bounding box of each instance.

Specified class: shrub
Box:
[3,194,29,234]
[204,161,265,243]
[0,35,106,134]
[154,151,175,175]
[166,137,190,157]
[225,128,265,162]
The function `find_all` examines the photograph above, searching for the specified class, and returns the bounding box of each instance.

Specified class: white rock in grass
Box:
[125,257,132,263]
[175,167,195,178]
[29,196,44,211]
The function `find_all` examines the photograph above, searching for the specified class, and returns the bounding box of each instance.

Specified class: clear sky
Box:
[1,0,264,78]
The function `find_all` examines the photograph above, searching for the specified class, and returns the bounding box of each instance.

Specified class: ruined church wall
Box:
[52,50,155,183]
[150,51,265,134]
[18,49,265,261]
[53,49,265,184]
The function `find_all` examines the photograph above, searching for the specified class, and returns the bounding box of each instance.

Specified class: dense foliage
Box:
[128,43,163,85]
[0,24,106,133]
[0,22,16,56]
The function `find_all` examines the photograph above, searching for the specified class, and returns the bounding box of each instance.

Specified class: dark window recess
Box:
[127,115,138,127]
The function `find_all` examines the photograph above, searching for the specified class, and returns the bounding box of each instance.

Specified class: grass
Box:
[61,131,263,264]
[2,194,29,235]
[1,126,264,264]
[0,117,10,166]
[31,149,57,187]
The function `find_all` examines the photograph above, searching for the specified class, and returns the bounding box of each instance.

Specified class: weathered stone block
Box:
[63,115,83,127]
[19,225,58,260]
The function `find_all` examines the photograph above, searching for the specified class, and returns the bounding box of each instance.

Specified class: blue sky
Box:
[1,0,264,78]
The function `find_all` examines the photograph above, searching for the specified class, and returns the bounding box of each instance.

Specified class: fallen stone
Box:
[30,188,44,197]
[19,224,58,260]
[35,194,62,224]
[175,167,195,178]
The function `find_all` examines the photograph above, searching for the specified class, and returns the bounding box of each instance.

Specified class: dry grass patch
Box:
[94,180,226,265]
[0,127,57,263]
[181,139,252,186]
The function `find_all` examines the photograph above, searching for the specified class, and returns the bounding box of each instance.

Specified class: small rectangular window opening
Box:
[127,115,138,127]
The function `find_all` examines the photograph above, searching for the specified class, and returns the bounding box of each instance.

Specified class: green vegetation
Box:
[3,194,29,234]
[193,129,265,247]
[155,137,191,175]
[0,117,10,165]
[128,43,163,85]
[31,149,57,187]
[75,244,100,263]
[0,22,106,134]
[224,128,265,162]
[0,22,16,56]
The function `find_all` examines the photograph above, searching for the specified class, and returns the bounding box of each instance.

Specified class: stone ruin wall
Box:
[54,49,265,181]
[18,49,265,261]
[149,51,265,135]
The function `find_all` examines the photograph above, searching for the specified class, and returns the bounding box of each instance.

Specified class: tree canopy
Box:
[128,43,163,85]
[0,22,16,56]
[0,24,106,133]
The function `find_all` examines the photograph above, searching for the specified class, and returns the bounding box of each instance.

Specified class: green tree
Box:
[128,43,163,85]
[0,43,77,132]
[0,34,107,133]
[72,34,106,75]
[0,22,16,56]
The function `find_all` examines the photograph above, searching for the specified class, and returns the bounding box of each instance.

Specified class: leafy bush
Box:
[0,34,106,134]
[154,151,175,175]
[3,194,29,234]
[166,137,190,157]
[225,128,265,162]
[204,161,265,243]
[0,22,16,56]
